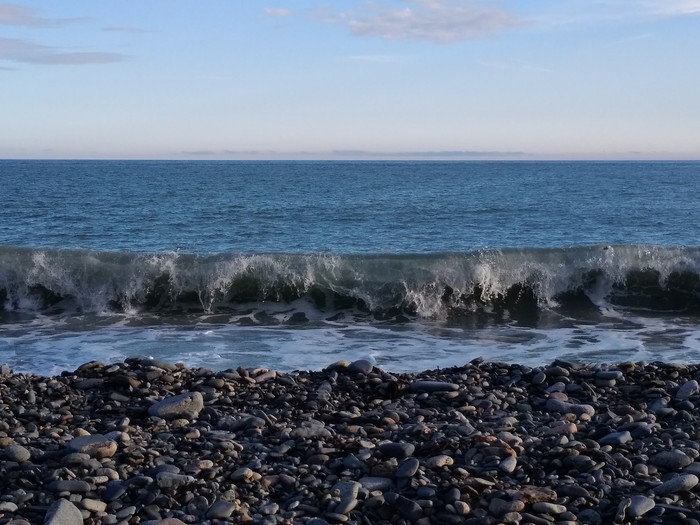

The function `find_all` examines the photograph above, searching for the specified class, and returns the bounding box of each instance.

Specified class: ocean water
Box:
[1,160,699,375]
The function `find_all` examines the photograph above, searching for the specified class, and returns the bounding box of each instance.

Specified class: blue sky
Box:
[1,1,699,160]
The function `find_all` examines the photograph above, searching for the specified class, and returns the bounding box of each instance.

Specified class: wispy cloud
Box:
[0,2,84,26]
[103,26,155,34]
[322,0,524,43]
[478,58,553,73]
[347,54,396,63]
[264,7,293,18]
[651,0,700,16]
[0,36,124,65]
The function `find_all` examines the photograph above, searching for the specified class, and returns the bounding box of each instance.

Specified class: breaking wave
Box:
[1,245,700,322]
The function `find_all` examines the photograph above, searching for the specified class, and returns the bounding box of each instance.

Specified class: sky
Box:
[1,0,699,160]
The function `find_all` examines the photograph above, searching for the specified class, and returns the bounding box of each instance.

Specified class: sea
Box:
[1,159,699,376]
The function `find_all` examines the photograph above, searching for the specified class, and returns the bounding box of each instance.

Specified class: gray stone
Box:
[396,457,420,478]
[423,454,453,468]
[545,399,595,417]
[148,391,204,420]
[156,472,195,489]
[334,481,361,514]
[0,502,18,512]
[489,498,524,517]
[291,419,332,439]
[677,379,699,400]
[378,442,414,459]
[599,430,632,445]
[44,499,83,525]
[385,492,422,521]
[532,502,567,515]
[628,495,655,518]
[653,473,698,495]
[650,450,693,470]
[359,476,393,491]
[47,479,91,493]
[3,444,31,462]
[206,500,237,519]
[67,434,117,458]
[499,456,517,474]
[409,381,459,393]
[347,359,374,374]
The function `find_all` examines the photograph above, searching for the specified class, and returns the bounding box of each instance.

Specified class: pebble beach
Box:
[2,358,700,525]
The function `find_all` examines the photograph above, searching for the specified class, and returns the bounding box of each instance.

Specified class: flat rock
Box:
[599,430,632,445]
[378,442,414,459]
[47,479,91,493]
[628,495,655,518]
[396,457,420,478]
[3,444,31,462]
[545,399,595,417]
[148,391,203,420]
[676,379,699,400]
[291,419,332,439]
[67,434,117,458]
[206,500,237,519]
[653,474,698,495]
[359,476,393,491]
[650,450,693,470]
[44,499,83,525]
[409,381,459,393]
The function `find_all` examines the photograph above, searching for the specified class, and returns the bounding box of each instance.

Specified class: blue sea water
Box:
[1,160,699,374]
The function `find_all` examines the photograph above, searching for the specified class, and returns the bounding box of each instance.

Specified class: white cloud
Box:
[265,7,293,17]
[325,0,524,43]
[0,37,124,65]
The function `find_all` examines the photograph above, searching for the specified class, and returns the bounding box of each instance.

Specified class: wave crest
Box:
[1,245,700,320]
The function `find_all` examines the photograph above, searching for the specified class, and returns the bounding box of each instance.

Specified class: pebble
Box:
[409,381,459,393]
[676,379,699,400]
[395,457,420,477]
[653,473,699,495]
[148,391,204,420]
[423,454,454,468]
[67,434,118,458]
[650,450,693,470]
[3,444,30,462]
[3,358,700,525]
[545,399,595,417]
[627,495,655,518]
[499,456,518,473]
[378,441,415,459]
[44,499,83,525]
[599,430,632,445]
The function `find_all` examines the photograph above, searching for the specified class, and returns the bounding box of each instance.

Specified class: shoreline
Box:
[1,358,700,524]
